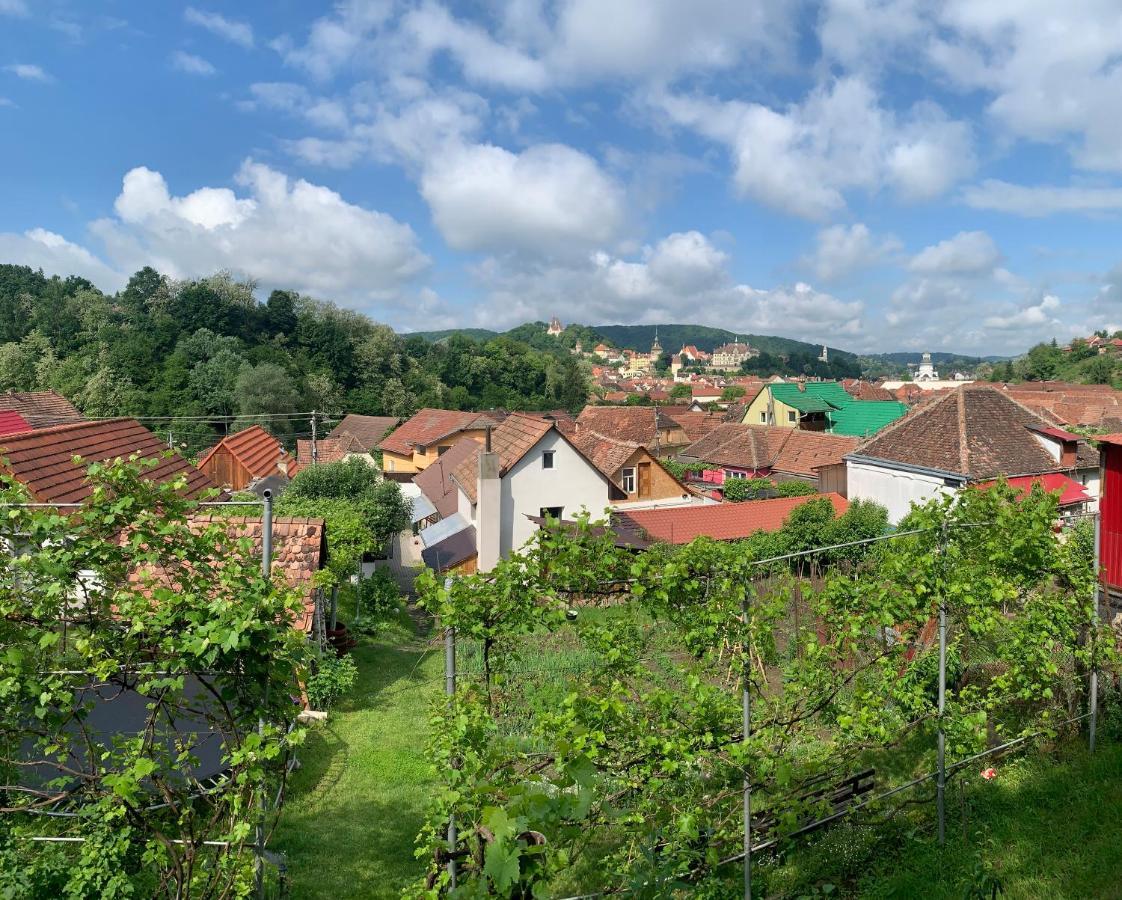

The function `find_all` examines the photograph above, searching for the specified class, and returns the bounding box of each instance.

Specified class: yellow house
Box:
[377,409,498,474]
[741,382,854,430]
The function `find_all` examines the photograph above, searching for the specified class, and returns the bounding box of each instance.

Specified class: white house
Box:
[846,385,1099,524]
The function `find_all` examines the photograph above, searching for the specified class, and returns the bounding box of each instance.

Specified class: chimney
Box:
[477,426,501,572]
[1061,439,1077,468]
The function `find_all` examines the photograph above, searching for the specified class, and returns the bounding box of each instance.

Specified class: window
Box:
[386,458,395,472]
[542,450,555,469]
[621,467,636,493]
[437,444,452,456]
[727,470,746,479]
[540,506,564,521]
[760,412,767,423]
[787,410,797,424]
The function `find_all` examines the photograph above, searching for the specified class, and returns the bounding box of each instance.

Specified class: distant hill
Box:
[865,352,1007,366]
[407,327,500,342]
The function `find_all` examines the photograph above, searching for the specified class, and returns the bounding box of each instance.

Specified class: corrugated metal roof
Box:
[770,382,853,413]
[421,525,477,571]
[420,512,471,547]
[827,401,909,437]
[976,473,1091,507]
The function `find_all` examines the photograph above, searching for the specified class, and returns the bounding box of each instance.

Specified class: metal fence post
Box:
[742,595,752,900]
[443,576,458,889]
[936,522,947,847]
[1090,514,1100,754]
[256,490,273,900]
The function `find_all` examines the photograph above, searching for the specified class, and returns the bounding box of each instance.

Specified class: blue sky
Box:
[3,1,1122,355]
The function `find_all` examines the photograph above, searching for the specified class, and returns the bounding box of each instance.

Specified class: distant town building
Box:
[711,341,757,369]
[819,344,828,363]
[547,316,564,336]
[913,352,939,381]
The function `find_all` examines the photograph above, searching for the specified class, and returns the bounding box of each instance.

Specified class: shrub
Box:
[306,654,358,709]
[724,477,773,502]
[776,479,819,497]
[359,567,402,619]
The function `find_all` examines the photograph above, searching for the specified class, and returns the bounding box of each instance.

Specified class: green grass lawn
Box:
[760,736,1122,898]
[269,619,440,899]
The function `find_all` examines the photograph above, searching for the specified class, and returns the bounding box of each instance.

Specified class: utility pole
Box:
[310,410,318,465]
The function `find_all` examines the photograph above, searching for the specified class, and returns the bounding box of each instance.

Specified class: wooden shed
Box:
[196,425,292,491]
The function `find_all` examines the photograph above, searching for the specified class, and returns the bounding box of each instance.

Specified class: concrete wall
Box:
[846,458,957,524]
[502,431,611,555]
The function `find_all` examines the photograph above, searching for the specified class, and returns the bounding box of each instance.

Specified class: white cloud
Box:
[962,179,1122,216]
[805,223,900,281]
[468,231,864,343]
[0,228,125,289]
[0,0,27,16]
[651,77,974,219]
[278,0,395,81]
[90,161,428,298]
[4,63,52,82]
[983,293,1063,330]
[419,141,626,254]
[244,82,349,130]
[184,7,254,48]
[170,51,216,77]
[909,230,1001,275]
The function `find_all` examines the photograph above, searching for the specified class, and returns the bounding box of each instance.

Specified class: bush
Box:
[775,479,819,497]
[724,477,773,502]
[306,654,358,709]
[359,567,401,619]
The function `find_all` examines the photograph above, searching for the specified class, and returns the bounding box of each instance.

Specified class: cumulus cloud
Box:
[90,160,429,298]
[184,7,254,48]
[804,223,901,281]
[909,230,1001,275]
[420,142,626,254]
[243,82,349,130]
[467,230,864,343]
[170,51,216,77]
[4,63,52,82]
[962,179,1122,216]
[276,0,395,81]
[983,294,1062,330]
[0,227,125,289]
[651,77,974,219]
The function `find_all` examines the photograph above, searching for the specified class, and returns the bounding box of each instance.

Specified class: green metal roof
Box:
[769,382,854,413]
[827,401,909,437]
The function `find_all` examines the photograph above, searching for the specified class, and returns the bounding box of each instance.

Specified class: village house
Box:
[0,390,84,428]
[575,405,724,456]
[846,385,1099,524]
[0,418,216,503]
[741,381,907,437]
[197,425,293,492]
[327,413,400,454]
[679,423,860,491]
[561,426,699,506]
[377,408,500,476]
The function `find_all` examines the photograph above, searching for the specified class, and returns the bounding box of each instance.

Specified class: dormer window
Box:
[542,450,555,470]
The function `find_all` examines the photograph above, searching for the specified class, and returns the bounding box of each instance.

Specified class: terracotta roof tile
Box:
[327,414,400,452]
[197,425,293,486]
[412,439,479,518]
[772,430,860,476]
[854,385,1098,478]
[681,424,857,476]
[0,411,32,436]
[564,428,644,478]
[616,493,847,544]
[295,437,347,467]
[0,390,82,428]
[378,408,497,455]
[451,413,555,503]
[0,418,215,503]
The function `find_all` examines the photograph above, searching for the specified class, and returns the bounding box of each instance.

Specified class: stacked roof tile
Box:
[0,390,83,428]
[852,385,1098,479]
[0,418,215,503]
[378,408,497,455]
[616,493,848,544]
[452,413,555,503]
[327,414,400,452]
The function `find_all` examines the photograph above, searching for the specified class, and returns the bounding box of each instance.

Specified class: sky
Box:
[3,1,1122,355]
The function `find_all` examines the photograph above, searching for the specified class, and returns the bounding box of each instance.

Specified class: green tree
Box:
[720,385,747,402]
[236,361,299,416]
[670,383,692,401]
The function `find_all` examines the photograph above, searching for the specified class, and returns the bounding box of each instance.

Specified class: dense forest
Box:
[986,336,1122,385]
[0,265,589,448]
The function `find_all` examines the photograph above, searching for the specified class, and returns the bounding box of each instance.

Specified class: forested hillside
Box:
[0,265,589,442]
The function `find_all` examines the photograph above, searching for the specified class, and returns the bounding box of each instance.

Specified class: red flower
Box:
[981,767,997,781]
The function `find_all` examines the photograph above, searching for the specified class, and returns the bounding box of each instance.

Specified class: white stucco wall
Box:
[502,431,612,555]
[846,459,958,524]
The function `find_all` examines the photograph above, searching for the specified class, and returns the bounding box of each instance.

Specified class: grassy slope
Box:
[763,738,1122,898]
[270,621,440,899]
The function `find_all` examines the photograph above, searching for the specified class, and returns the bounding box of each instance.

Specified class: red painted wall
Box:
[1101,444,1122,589]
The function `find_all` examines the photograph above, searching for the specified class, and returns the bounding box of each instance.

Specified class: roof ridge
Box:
[957,386,969,474]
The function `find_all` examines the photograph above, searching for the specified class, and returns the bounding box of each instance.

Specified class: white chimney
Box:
[476,428,501,572]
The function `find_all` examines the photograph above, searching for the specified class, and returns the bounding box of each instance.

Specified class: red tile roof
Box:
[0,411,32,436]
[616,493,848,544]
[133,515,326,632]
[772,430,860,477]
[452,413,555,503]
[295,437,346,467]
[0,390,82,428]
[975,473,1091,508]
[682,424,858,477]
[0,418,215,503]
[378,408,497,455]
[412,438,479,518]
[197,425,291,483]
[854,385,1097,479]
[327,414,400,452]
